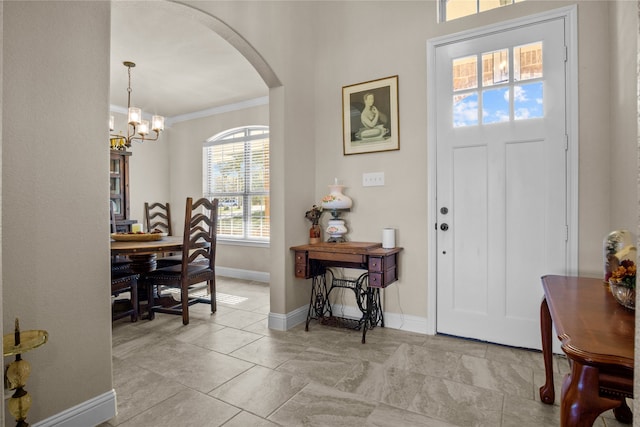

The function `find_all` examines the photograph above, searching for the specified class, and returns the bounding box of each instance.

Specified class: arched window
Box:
[203,126,269,243]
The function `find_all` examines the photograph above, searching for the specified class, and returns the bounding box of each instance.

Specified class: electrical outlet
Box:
[362,172,385,187]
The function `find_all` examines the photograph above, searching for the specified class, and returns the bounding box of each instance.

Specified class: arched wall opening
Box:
[110,0,285,316]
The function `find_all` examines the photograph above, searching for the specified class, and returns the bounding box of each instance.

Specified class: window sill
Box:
[217,238,270,249]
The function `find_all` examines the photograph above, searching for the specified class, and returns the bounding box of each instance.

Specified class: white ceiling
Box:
[110,2,268,120]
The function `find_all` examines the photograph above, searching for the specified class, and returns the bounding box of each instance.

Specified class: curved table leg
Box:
[539,297,556,404]
[561,361,622,427]
[613,399,633,424]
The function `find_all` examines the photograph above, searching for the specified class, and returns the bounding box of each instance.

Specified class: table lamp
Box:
[321,178,353,242]
[3,319,48,427]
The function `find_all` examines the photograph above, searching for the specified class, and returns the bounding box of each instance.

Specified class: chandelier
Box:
[109,61,164,150]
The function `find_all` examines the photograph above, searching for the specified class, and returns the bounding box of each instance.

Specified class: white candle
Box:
[334,177,338,185]
[131,223,143,233]
[382,228,395,248]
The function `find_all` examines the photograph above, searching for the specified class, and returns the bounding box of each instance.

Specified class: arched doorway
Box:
[109,0,283,324]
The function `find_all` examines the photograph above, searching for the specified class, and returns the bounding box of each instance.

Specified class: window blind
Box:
[203,126,270,241]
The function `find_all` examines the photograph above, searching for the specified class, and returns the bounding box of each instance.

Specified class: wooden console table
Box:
[291,242,402,343]
[539,275,634,426]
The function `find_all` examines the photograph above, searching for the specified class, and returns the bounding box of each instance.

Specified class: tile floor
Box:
[101,277,630,427]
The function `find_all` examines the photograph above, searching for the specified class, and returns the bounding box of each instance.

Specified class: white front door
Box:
[435,18,568,349]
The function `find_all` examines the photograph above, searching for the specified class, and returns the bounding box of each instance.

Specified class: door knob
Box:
[440,223,449,231]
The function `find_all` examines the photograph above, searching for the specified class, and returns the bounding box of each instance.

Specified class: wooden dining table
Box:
[111,236,211,318]
[110,235,188,273]
[539,275,634,426]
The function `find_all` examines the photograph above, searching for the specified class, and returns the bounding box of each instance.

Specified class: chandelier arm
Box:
[129,131,161,144]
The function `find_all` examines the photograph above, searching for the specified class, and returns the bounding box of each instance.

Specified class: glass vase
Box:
[309,223,321,244]
[609,279,636,310]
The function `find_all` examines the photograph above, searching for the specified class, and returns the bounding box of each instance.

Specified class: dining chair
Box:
[143,197,219,325]
[111,271,139,322]
[144,202,173,235]
[110,201,118,234]
[110,201,132,273]
[144,201,182,268]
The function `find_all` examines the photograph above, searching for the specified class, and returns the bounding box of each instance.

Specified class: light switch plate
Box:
[363,172,385,187]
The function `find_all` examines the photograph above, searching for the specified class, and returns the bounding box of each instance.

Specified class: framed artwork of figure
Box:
[342,75,399,155]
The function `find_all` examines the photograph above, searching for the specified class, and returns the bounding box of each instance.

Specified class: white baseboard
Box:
[33,390,116,427]
[330,304,431,335]
[217,267,269,283]
[268,305,307,331]
[270,303,431,335]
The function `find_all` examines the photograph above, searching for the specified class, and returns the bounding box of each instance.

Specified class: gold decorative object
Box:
[3,319,48,427]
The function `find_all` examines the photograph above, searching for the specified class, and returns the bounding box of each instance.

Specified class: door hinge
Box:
[564,45,568,62]
[564,134,569,151]
[565,225,569,242]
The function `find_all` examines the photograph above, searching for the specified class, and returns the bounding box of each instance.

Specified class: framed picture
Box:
[342,75,399,155]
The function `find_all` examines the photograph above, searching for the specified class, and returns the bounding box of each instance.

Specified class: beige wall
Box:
[170,105,271,273]
[635,0,640,414]
[193,1,627,319]
[0,0,4,423]
[610,0,639,234]
[2,1,112,423]
[1,0,638,424]
[133,0,633,317]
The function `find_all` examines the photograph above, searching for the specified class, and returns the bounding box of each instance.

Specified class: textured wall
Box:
[2,1,112,423]
[635,0,640,416]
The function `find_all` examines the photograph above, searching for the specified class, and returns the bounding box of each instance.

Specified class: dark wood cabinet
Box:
[110,150,135,232]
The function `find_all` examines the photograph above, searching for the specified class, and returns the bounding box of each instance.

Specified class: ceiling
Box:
[110,2,268,120]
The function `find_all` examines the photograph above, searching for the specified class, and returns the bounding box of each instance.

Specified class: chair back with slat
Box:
[143,197,219,324]
[110,200,118,233]
[145,202,173,235]
[181,197,218,270]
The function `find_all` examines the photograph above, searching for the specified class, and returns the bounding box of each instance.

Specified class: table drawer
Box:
[309,251,366,264]
[295,264,308,278]
[294,251,308,278]
[369,268,397,288]
[369,254,396,273]
[294,251,308,264]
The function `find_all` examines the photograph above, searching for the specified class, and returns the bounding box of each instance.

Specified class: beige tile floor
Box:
[101,277,631,427]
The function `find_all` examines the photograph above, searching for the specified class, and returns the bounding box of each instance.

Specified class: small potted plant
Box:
[305,205,323,244]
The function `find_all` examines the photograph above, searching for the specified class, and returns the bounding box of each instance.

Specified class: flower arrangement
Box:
[305,205,323,225]
[610,259,636,289]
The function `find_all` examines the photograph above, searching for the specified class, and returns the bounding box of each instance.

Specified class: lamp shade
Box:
[151,115,165,132]
[321,184,352,210]
[128,107,142,125]
[138,120,149,136]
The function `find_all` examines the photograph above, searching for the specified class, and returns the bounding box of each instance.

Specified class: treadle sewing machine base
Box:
[291,242,402,344]
[306,270,385,343]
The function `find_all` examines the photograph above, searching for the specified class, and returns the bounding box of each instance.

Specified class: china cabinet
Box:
[110,150,135,232]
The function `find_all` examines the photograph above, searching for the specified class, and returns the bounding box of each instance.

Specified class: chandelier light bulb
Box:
[151,115,165,132]
[138,120,150,136]
[128,107,142,126]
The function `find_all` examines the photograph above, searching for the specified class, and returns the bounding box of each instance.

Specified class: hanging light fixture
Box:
[109,61,164,149]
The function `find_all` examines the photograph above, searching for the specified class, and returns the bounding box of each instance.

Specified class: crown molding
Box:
[109,96,268,128]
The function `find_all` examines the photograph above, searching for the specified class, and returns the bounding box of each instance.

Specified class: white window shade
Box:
[204,126,270,241]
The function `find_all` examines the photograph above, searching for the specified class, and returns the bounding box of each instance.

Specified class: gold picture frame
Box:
[342,75,399,155]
